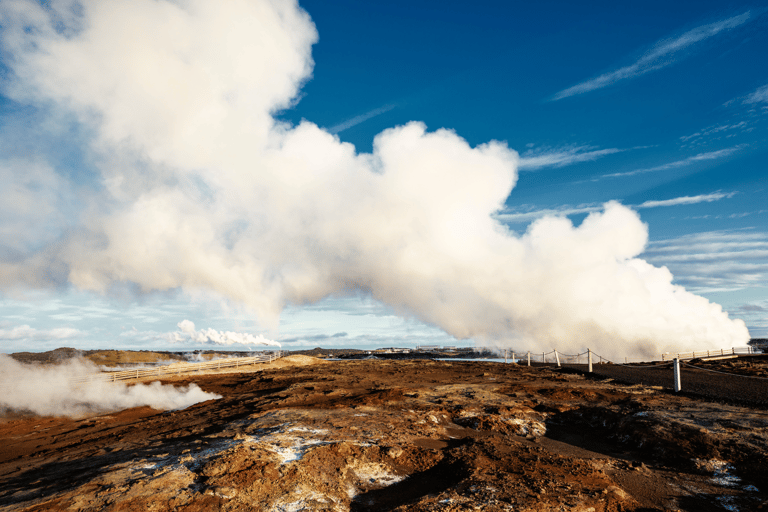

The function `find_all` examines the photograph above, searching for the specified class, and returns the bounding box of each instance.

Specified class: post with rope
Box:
[673,358,681,392]
[554,350,561,367]
[512,352,515,364]
[527,352,530,366]
[587,349,592,373]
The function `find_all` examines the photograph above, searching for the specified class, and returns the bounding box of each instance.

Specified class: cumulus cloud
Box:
[172,320,281,347]
[0,0,750,360]
[552,12,752,101]
[0,354,220,417]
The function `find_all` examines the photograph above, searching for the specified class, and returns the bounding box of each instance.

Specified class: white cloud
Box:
[641,230,768,293]
[636,192,736,209]
[496,191,736,224]
[327,104,396,134]
[494,204,602,224]
[0,324,81,341]
[552,12,752,101]
[743,83,768,104]
[518,146,623,171]
[600,146,743,179]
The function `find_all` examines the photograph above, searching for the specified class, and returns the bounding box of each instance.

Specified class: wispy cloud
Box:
[327,104,396,134]
[0,324,82,341]
[743,83,768,104]
[679,121,749,143]
[552,12,752,101]
[496,191,736,224]
[641,229,768,294]
[494,204,602,224]
[636,191,736,209]
[599,146,743,179]
[518,145,623,171]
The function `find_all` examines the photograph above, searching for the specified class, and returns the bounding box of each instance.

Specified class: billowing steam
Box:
[173,320,281,347]
[0,0,749,360]
[0,354,220,418]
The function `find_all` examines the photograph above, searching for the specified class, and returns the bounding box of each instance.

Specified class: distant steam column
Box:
[673,358,681,392]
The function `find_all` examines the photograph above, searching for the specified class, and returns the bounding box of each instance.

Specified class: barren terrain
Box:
[1,355,767,511]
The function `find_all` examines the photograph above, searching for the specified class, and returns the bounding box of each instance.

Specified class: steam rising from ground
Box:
[0,0,749,360]
[0,354,220,418]
[173,320,281,347]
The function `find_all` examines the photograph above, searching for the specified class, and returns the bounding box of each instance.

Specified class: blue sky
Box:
[0,0,766,355]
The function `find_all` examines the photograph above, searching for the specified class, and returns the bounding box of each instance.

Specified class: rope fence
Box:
[504,345,768,396]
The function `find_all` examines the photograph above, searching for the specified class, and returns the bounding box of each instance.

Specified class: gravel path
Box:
[563,363,768,406]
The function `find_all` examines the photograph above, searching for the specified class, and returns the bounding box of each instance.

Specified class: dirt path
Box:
[1,359,767,511]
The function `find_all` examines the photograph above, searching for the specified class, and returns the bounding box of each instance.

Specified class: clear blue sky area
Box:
[1,0,766,355]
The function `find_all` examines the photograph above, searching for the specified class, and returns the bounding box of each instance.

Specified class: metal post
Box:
[527,352,530,366]
[587,349,592,373]
[512,352,515,364]
[542,352,545,364]
[555,350,561,367]
[673,358,681,392]
[504,349,507,363]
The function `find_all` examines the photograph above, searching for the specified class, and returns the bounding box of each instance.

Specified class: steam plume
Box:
[0,354,220,418]
[173,320,281,347]
[0,0,749,360]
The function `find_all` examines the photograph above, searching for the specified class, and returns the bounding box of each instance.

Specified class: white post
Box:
[555,350,561,367]
[527,352,530,366]
[673,358,681,392]
[512,352,515,364]
[588,349,593,373]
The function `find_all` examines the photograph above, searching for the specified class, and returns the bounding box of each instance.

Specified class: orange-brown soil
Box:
[1,358,767,511]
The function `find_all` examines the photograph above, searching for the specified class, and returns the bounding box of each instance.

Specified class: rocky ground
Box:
[1,355,767,511]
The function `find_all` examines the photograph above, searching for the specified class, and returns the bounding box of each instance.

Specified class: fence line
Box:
[516,345,758,366]
[75,351,284,383]
[681,361,768,381]
[660,346,755,361]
